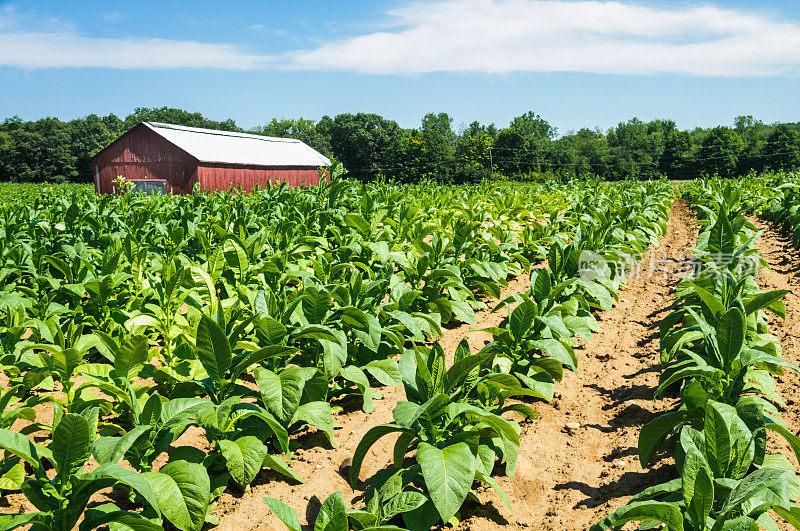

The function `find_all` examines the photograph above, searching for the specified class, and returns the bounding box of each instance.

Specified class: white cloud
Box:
[287,0,800,77]
[0,32,274,70]
[1,0,798,76]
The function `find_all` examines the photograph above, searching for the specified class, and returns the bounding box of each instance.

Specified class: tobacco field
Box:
[2,173,800,530]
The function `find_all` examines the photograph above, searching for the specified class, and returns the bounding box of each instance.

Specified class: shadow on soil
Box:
[556,463,675,510]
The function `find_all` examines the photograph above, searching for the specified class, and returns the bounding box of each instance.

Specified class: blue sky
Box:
[1,0,799,134]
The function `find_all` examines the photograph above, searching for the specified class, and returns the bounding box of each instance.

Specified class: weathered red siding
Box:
[91,124,198,194]
[198,164,322,192]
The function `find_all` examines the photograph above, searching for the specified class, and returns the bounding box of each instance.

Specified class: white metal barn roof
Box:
[144,122,331,167]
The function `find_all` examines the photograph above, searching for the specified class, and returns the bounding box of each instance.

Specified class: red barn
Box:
[90,122,330,194]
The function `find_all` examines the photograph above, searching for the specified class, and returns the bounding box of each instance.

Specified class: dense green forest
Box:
[0,107,798,183]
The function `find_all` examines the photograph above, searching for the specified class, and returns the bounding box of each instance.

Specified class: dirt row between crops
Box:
[214,199,698,530]
[751,219,800,468]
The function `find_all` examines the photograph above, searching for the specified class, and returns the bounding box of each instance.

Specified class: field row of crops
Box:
[0,176,682,530]
[593,177,800,529]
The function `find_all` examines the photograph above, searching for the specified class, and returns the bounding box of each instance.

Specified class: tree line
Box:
[1,107,798,183]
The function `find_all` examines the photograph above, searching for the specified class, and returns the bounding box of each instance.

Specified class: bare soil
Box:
[750,218,800,469]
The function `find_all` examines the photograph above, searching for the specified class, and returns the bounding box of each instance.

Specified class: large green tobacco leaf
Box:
[0,513,48,531]
[0,461,24,491]
[682,448,713,528]
[639,410,691,467]
[292,401,335,447]
[350,424,416,488]
[590,500,684,531]
[113,335,149,381]
[707,207,735,256]
[364,359,403,387]
[509,300,536,341]
[93,425,151,465]
[218,436,269,488]
[71,463,162,526]
[530,339,577,372]
[717,308,745,371]
[195,315,232,385]
[0,428,39,468]
[81,503,163,530]
[416,441,477,523]
[442,350,492,395]
[264,497,301,531]
[144,460,210,531]
[52,413,93,482]
[262,454,304,483]
[256,366,318,424]
[719,467,795,517]
[313,491,349,531]
[743,290,789,319]
[340,365,374,413]
[223,239,250,281]
[159,398,213,431]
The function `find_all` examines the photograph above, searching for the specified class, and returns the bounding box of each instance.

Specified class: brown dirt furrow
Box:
[452,199,697,531]
[749,218,800,471]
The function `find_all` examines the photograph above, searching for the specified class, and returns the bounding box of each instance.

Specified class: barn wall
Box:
[91,125,198,194]
[198,164,322,192]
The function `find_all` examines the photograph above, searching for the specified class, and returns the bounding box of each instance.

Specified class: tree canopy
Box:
[1,107,798,183]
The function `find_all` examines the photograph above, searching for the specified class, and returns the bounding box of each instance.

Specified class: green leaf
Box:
[256,366,317,424]
[314,491,349,531]
[0,462,24,491]
[717,307,745,371]
[509,300,537,342]
[52,412,93,482]
[590,500,684,531]
[190,266,217,306]
[364,359,403,387]
[690,283,725,318]
[0,513,47,531]
[81,504,163,531]
[530,339,577,372]
[531,268,552,303]
[223,239,250,280]
[341,365,374,413]
[144,460,210,531]
[682,448,713,528]
[639,411,690,467]
[302,288,332,325]
[264,497,301,531]
[450,300,476,325]
[229,345,296,385]
[350,424,415,488]
[416,441,477,523]
[0,428,39,468]
[292,401,336,447]
[113,335,149,381]
[72,463,162,522]
[704,401,733,478]
[719,468,792,517]
[93,425,151,465]
[262,454,305,483]
[195,314,232,385]
[474,469,512,511]
[218,436,269,488]
[766,422,800,466]
[344,213,371,237]
[743,290,789,319]
[442,350,492,395]
[381,491,427,522]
